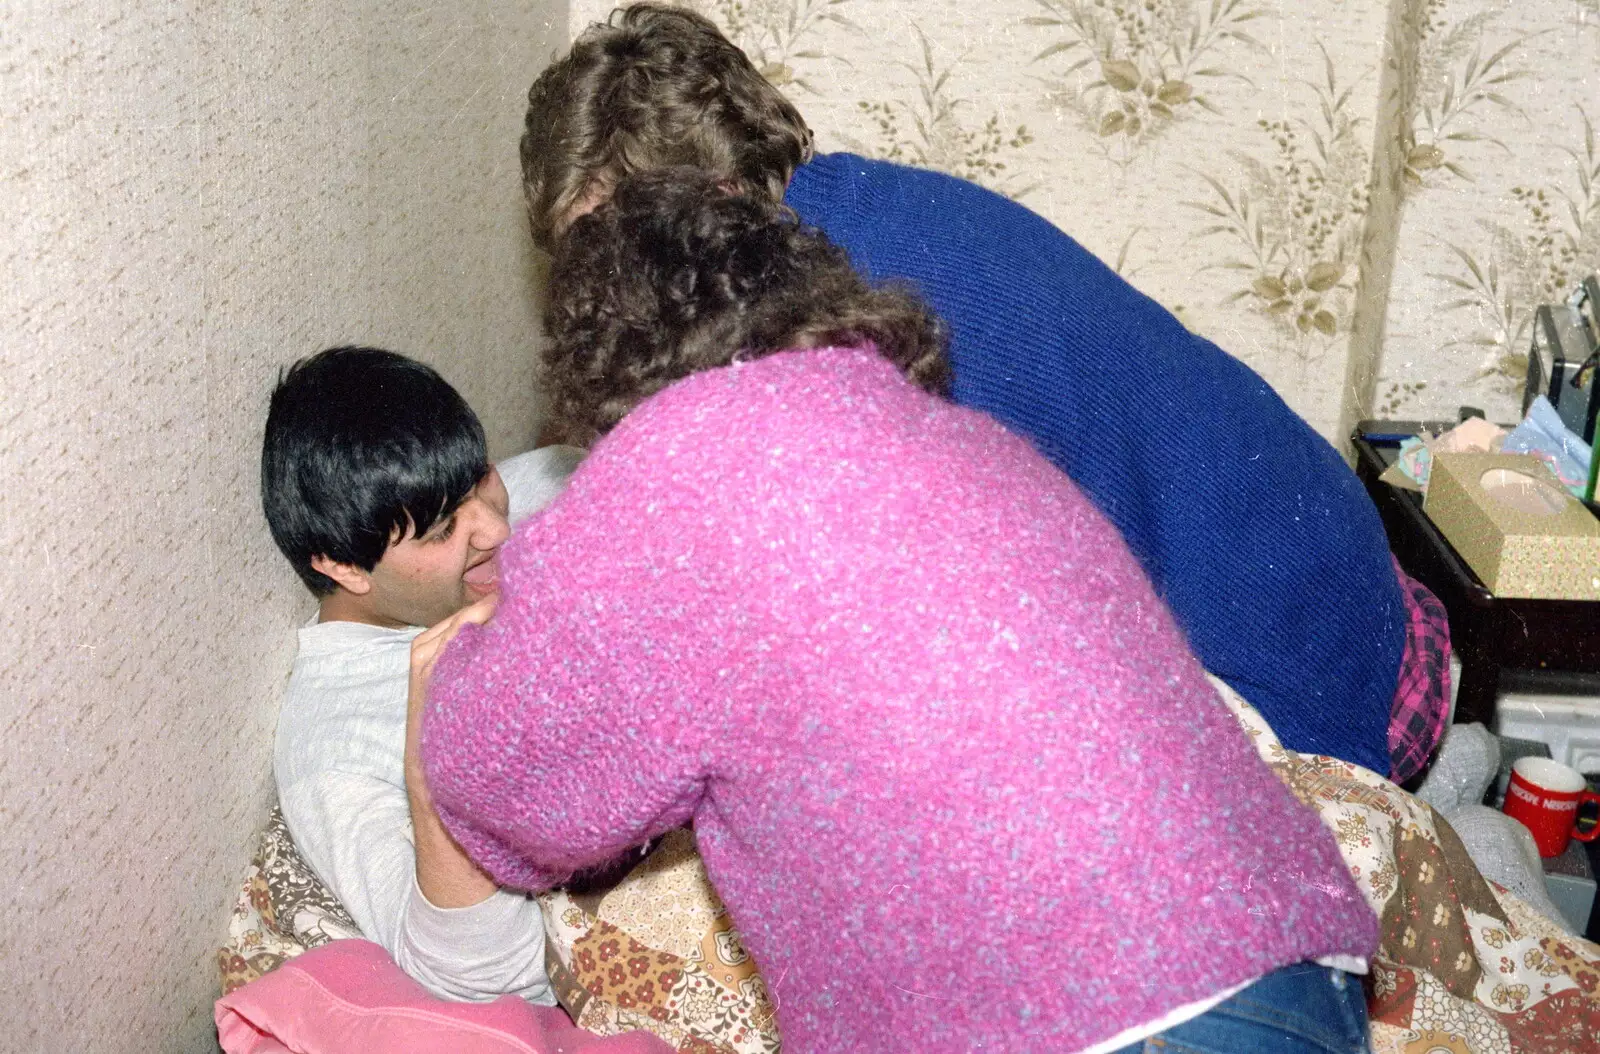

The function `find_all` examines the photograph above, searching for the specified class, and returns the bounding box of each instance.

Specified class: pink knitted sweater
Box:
[425,348,1377,1052]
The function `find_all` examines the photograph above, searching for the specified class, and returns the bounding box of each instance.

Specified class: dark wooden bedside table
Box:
[1350,425,1600,726]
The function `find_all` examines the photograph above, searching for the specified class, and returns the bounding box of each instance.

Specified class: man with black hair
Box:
[261,345,581,1003]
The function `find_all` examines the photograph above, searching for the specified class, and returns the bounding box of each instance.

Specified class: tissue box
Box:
[1425,452,1600,600]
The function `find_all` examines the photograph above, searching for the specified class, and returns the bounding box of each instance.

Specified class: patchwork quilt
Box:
[1217,680,1600,1054]
[222,685,1600,1053]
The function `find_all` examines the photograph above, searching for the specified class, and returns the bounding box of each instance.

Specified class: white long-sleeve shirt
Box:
[273,446,583,1003]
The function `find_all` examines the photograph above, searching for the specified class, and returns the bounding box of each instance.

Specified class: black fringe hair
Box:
[261,346,487,595]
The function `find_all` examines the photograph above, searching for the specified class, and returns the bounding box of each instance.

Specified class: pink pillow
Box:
[215,939,674,1054]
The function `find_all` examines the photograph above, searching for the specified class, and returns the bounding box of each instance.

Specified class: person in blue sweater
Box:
[516,3,1449,780]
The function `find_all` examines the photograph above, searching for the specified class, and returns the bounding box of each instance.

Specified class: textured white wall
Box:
[0,2,565,1049]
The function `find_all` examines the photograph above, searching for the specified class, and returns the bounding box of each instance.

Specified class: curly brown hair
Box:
[521,3,813,252]
[543,168,952,444]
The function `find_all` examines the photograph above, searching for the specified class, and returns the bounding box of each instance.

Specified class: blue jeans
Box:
[1109,963,1369,1054]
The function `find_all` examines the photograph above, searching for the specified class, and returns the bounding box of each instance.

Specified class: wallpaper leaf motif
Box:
[847,28,1036,196]
[1374,0,1600,424]
[1403,6,1530,189]
[577,0,1600,438]
[1184,47,1369,356]
[1425,107,1600,391]
[1024,0,1267,167]
[684,0,857,91]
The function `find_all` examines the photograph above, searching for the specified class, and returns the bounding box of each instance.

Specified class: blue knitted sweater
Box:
[785,153,1403,773]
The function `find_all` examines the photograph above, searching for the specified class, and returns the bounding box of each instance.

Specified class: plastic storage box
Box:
[1495,691,1600,776]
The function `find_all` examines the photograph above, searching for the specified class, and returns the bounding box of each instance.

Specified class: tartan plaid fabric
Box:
[1388,558,1453,785]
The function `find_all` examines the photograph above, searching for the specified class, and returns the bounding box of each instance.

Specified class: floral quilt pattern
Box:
[220,691,1600,1053]
[1217,678,1600,1054]
[540,829,781,1054]
[217,806,360,995]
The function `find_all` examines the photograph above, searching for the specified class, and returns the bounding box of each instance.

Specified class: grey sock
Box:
[1415,723,1500,812]
[1441,804,1570,932]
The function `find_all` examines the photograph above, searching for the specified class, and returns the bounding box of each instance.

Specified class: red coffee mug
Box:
[1502,757,1600,857]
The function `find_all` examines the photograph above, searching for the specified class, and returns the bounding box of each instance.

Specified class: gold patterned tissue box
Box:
[1424,452,1600,600]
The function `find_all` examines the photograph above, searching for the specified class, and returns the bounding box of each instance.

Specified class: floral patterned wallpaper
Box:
[1375,0,1600,427]
[568,0,1600,443]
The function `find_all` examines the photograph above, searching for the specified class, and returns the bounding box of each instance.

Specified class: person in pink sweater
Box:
[424,171,1379,1053]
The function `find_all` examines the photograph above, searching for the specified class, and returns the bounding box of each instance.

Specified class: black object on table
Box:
[1350,423,1600,727]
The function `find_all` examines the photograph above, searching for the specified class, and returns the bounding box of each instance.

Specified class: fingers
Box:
[415,594,498,647]
[454,593,499,626]
[411,594,500,676]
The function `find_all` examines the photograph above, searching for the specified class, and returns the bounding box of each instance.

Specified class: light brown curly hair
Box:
[542,168,951,444]
[521,3,813,252]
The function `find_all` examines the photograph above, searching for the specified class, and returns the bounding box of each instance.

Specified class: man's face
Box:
[363,467,511,629]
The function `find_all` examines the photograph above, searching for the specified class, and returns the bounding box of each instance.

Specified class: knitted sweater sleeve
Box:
[421,443,709,894]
